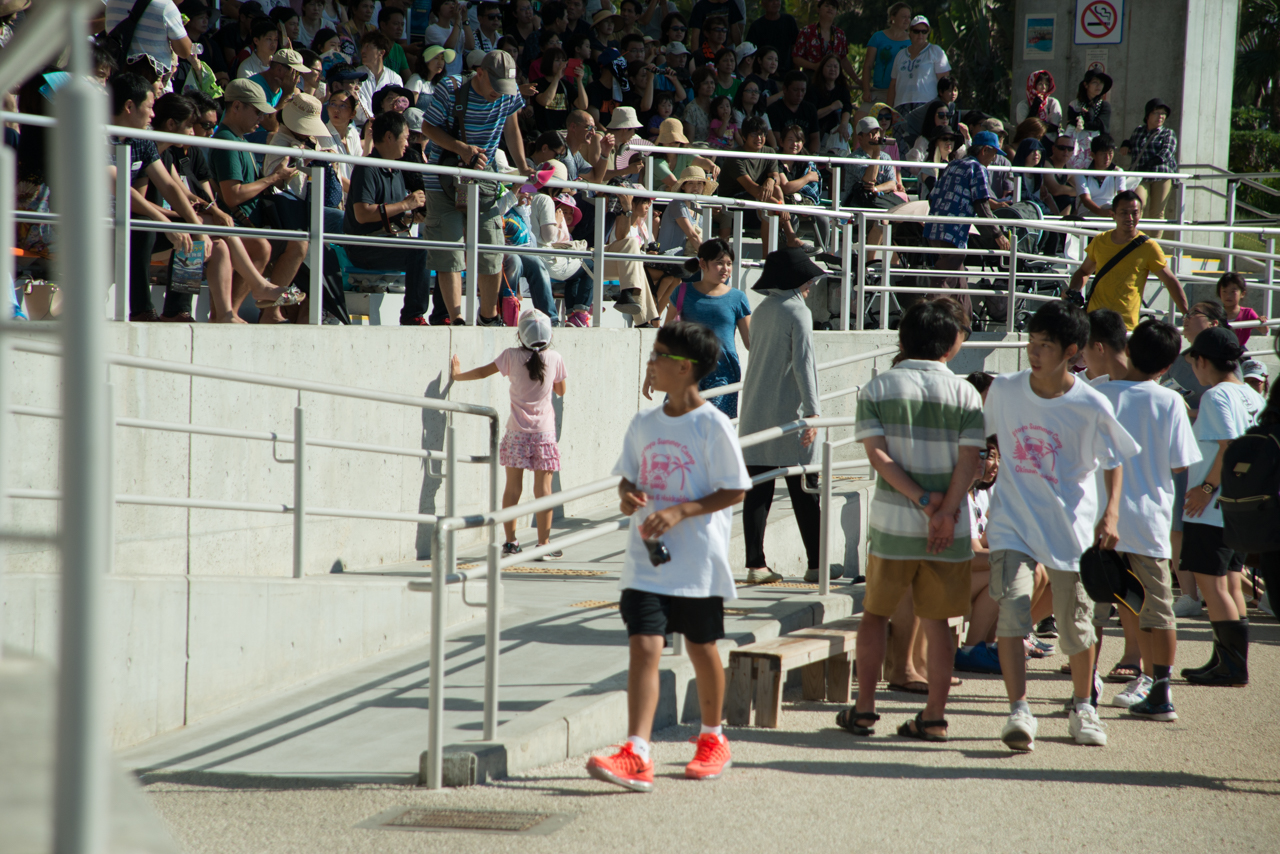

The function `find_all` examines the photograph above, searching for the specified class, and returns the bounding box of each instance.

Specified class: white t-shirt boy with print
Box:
[1094,380,1201,557]
[612,403,752,600]
[984,370,1141,572]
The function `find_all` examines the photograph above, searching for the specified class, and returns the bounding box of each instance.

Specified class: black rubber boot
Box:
[1185,620,1249,687]
[1180,622,1222,679]
[614,289,643,315]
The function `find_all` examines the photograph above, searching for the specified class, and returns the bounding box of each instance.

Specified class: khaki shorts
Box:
[863,554,973,621]
[1122,553,1176,631]
[990,550,1096,656]
[422,190,505,275]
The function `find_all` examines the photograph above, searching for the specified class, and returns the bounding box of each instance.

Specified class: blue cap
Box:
[970,131,1001,151]
[598,47,622,67]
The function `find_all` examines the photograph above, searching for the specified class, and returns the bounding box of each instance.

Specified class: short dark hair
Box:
[742,115,767,136]
[250,17,279,41]
[966,371,995,397]
[1217,271,1248,294]
[714,46,735,65]
[1127,319,1182,375]
[937,76,956,93]
[899,298,967,360]
[92,42,119,76]
[818,0,840,8]
[619,32,645,51]
[565,32,591,55]
[186,90,219,117]
[1192,299,1229,327]
[109,71,151,117]
[620,0,642,12]
[533,130,564,153]
[377,5,405,24]
[297,48,321,67]
[269,6,298,22]
[542,46,567,67]
[1112,189,1142,209]
[152,92,195,129]
[542,1,567,22]
[1029,300,1089,352]
[310,27,339,51]
[683,237,735,276]
[783,70,808,87]
[656,321,722,381]
[360,29,393,53]
[371,110,407,144]
[478,2,500,16]
[1091,133,1115,153]
[1087,308,1128,353]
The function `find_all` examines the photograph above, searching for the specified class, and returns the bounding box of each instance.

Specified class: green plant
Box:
[1228,129,1280,215]
[1236,0,1280,125]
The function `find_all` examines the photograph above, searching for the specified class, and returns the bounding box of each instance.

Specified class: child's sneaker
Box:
[1110,674,1152,709]
[1172,594,1203,618]
[586,743,654,793]
[1001,709,1037,752]
[1128,696,1178,722]
[1034,616,1058,638]
[1068,704,1108,746]
[565,310,592,327]
[685,733,732,780]
[1062,672,1105,713]
[502,541,522,557]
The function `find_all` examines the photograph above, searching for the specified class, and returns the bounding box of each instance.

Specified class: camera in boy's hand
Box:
[644,538,671,566]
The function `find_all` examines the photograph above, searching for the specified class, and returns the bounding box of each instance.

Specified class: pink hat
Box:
[554,193,582,229]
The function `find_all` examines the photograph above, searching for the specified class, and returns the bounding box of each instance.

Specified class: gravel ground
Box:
[144,613,1280,854]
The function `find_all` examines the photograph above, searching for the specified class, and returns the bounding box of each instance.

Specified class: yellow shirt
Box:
[1084,229,1168,329]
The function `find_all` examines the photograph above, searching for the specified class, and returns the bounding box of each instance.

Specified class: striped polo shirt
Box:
[855,359,986,562]
[421,74,524,194]
[104,0,186,73]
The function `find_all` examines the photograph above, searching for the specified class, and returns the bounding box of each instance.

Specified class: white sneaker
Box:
[1111,674,1153,709]
[1001,709,1038,752]
[1172,594,1203,618]
[1069,704,1109,746]
[1062,672,1106,713]
[746,567,782,584]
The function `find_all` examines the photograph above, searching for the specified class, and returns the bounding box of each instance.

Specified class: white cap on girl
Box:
[517,309,553,350]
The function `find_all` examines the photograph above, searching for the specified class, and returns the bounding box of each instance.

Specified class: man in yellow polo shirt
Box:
[1068,190,1188,329]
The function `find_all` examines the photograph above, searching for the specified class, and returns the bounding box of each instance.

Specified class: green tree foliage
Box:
[1235,0,1279,125]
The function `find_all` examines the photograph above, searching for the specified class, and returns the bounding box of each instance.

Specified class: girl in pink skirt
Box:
[450,309,568,558]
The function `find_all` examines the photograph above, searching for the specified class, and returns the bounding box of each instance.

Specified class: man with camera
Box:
[418,49,532,326]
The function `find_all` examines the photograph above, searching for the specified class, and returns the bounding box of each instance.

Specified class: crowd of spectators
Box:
[3,0,1186,328]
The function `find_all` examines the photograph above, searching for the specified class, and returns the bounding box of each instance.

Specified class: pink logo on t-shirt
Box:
[639,438,696,501]
[1011,423,1063,485]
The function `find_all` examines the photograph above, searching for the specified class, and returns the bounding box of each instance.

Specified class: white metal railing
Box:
[7,111,1280,338]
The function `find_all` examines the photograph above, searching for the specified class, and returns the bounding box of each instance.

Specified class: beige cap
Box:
[271,48,312,73]
[282,92,329,138]
[223,78,275,112]
[479,50,519,95]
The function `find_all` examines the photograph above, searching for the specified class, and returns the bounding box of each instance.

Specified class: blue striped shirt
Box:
[422,75,523,193]
[104,0,186,73]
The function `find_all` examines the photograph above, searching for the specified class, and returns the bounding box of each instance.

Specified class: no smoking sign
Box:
[1074,0,1124,45]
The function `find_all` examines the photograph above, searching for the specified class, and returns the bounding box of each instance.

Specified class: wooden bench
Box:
[725,617,860,728]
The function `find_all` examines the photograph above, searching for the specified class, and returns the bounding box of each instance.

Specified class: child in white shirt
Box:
[984,301,1140,752]
[585,322,752,793]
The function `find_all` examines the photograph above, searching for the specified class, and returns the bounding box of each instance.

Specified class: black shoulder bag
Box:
[1083,235,1149,310]
[438,77,501,212]
[97,0,154,70]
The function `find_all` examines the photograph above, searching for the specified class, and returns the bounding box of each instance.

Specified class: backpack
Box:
[1219,422,1280,554]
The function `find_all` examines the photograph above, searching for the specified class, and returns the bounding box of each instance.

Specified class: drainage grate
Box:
[570,599,619,609]
[735,581,820,589]
[363,806,573,836]
[505,566,608,576]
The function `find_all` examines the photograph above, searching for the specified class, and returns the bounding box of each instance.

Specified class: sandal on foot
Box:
[1105,663,1141,683]
[835,707,880,736]
[897,711,948,742]
[255,285,306,309]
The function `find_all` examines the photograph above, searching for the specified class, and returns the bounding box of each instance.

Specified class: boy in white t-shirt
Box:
[984,301,1140,752]
[1093,319,1201,721]
[586,322,752,793]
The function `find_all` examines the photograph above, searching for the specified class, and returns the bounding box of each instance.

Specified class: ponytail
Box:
[524,345,547,384]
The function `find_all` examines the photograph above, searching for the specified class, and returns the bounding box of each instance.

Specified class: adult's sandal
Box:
[898,711,948,742]
[835,707,879,736]
[255,285,306,309]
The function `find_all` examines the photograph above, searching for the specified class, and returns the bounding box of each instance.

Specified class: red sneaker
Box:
[586,742,654,793]
[400,315,428,326]
[685,733,732,780]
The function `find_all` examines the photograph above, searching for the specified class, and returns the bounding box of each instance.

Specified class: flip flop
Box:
[897,711,948,742]
[1105,663,1142,683]
[888,681,929,695]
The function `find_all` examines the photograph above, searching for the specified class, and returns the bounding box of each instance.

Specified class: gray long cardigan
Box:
[737,290,822,466]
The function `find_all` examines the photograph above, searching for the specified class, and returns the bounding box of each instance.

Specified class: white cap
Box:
[1241,359,1269,380]
[910,14,930,29]
[518,309,554,350]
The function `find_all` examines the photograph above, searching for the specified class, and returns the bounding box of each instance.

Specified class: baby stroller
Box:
[969,202,1062,330]
[856,201,934,329]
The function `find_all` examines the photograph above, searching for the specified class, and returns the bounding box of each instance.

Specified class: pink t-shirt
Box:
[1230,306,1259,348]
[495,347,566,435]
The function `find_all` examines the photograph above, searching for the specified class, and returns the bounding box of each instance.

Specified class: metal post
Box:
[818,440,832,597]
[830,167,841,217]
[113,142,130,321]
[700,204,713,247]
[482,541,501,740]
[672,633,685,656]
[292,404,305,578]
[53,45,112,854]
[446,422,457,574]
[643,153,654,236]
[1225,180,1237,274]
[426,425,457,789]
[1267,237,1276,323]
[307,165,324,325]
[465,181,479,323]
[105,386,114,576]
[1012,175,1021,203]
[767,210,779,253]
[592,195,606,327]
[0,142,11,659]
[839,220,853,331]
[856,213,867,330]
[1005,224,1019,335]
[731,210,744,291]
[880,221,892,330]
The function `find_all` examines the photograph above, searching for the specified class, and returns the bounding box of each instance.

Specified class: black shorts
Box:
[1181,522,1245,578]
[619,589,725,645]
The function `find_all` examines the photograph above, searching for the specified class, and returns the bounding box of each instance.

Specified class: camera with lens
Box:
[644,538,671,567]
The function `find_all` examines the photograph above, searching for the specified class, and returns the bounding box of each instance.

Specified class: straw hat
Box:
[655,117,688,146]
[674,165,717,196]
[592,9,622,26]
[281,92,329,138]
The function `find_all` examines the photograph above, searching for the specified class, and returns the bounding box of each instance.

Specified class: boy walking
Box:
[1094,320,1201,720]
[837,298,985,742]
[985,301,1140,751]
[586,322,752,792]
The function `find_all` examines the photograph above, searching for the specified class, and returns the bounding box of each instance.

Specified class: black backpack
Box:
[1219,422,1280,553]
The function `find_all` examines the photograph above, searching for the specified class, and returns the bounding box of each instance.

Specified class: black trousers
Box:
[130,229,192,318]
[743,465,821,570]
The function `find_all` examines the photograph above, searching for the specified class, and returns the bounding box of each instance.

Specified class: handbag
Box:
[498,266,522,327]
[438,78,502,212]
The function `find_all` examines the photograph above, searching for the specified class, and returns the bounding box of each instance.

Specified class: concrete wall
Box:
[1012,0,1238,226]
[0,323,1024,748]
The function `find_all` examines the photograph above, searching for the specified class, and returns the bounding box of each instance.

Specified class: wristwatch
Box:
[918,494,931,507]
[1199,482,1218,495]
